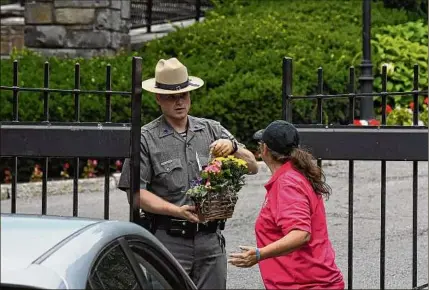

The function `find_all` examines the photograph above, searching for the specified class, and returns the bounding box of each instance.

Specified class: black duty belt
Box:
[154,215,225,238]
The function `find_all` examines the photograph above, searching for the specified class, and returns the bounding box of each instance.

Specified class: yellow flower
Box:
[214,157,226,162]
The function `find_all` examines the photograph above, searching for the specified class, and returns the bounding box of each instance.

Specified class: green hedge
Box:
[372,19,428,111]
[380,0,428,17]
[0,0,426,182]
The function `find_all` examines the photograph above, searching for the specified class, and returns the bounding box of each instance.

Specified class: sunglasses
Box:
[160,93,189,102]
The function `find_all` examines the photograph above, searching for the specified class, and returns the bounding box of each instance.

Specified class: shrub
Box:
[379,0,428,18]
[386,98,428,126]
[372,20,428,111]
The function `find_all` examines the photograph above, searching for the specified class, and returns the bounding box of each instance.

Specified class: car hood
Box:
[2,264,68,289]
[1,214,100,273]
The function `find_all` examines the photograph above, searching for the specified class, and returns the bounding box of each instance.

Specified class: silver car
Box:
[1,213,197,290]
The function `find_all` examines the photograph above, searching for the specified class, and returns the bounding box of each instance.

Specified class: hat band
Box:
[155,80,189,91]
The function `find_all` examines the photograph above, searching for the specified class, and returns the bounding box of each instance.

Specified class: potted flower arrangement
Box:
[186,155,249,221]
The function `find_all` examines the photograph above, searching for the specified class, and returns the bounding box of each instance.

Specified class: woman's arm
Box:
[228,230,310,268]
[259,229,310,260]
[233,145,259,174]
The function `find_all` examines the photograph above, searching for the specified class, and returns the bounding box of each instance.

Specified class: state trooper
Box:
[118,57,258,289]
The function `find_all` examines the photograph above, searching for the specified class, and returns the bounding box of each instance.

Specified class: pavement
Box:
[1,160,428,289]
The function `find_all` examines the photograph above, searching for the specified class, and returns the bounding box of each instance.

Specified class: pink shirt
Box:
[255,161,344,289]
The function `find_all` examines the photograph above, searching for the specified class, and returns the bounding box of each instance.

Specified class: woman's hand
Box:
[228,246,258,268]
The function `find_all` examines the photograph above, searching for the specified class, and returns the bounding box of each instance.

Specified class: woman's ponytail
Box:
[290,147,332,199]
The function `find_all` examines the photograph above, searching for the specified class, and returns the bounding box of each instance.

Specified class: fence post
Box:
[282,57,293,122]
[130,56,143,223]
[359,0,374,120]
[147,0,153,33]
[196,0,201,21]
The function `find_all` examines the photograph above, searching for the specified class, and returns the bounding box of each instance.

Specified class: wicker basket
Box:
[194,189,239,221]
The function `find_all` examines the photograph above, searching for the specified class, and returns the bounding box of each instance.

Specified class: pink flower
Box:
[205,180,211,188]
[92,160,98,166]
[213,160,222,168]
[204,165,220,174]
[115,160,122,167]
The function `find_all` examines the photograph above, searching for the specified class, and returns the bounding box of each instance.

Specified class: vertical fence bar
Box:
[73,63,80,217]
[412,65,419,126]
[411,64,419,288]
[380,165,386,290]
[12,60,18,122]
[317,67,323,124]
[147,0,153,33]
[348,67,355,125]
[195,0,201,21]
[43,62,50,122]
[316,67,323,168]
[42,62,50,215]
[104,65,112,220]
[381,65,387,125]
[130,57,143,223]
[347,66,355,290]
[11,60,19,214]
[380,64,388,290]
[282,57,293,122]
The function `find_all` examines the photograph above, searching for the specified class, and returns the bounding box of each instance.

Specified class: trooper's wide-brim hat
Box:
[142,58,204,94]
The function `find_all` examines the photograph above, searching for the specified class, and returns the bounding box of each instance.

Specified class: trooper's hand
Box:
[210,139,234,157]
[177,205,200,223]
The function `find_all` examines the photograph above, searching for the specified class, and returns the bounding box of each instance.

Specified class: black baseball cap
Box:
[253,120,300,154]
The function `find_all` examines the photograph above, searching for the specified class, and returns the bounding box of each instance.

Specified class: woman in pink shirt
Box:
[228,120,344,289]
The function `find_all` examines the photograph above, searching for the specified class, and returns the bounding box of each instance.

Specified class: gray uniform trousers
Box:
[152,229,227,289]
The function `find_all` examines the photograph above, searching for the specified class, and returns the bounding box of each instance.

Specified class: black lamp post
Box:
[359,0,374,120]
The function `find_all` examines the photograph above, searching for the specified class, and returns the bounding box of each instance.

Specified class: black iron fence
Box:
[0,57,143,223]
[0,0,211,33]
[281,57,428,290]
[131,0,213,32]
[0,56,427,290]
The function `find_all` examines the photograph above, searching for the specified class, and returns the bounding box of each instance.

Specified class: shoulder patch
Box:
[142,116,163,131]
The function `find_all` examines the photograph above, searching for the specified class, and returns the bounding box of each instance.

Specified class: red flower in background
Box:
[409,102,414,110]
[115,160,123,172]
[424,97,428,105]
[353,120,362,126]
[386,105,392,114]
[4,169,12,184]
[368,119,380,126]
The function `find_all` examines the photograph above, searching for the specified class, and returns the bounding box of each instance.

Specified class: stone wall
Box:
[0,4,25,58]
[24,0,131,58]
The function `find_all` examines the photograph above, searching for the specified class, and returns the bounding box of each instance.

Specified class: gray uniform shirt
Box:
[118,115,242,207]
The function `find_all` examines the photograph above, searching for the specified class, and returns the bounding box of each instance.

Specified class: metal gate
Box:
[130,0,213,31]
[280,57,428,290]
[0,56,428,290]
[0,57,143,223]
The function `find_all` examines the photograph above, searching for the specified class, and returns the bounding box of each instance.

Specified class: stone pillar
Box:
[1,4,25,58]
[24,0,131,58]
